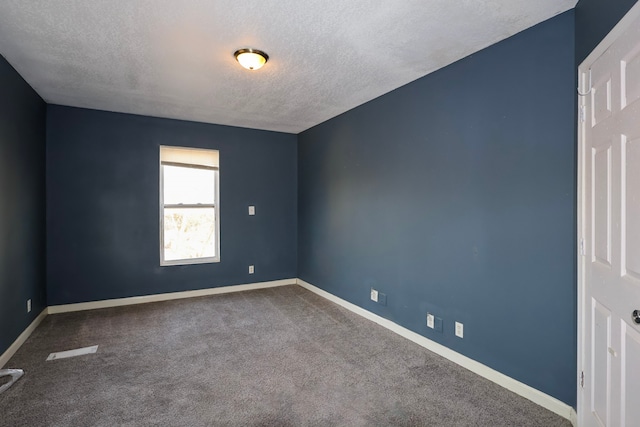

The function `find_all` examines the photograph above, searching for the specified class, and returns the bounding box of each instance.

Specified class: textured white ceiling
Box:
[0,0,576,134]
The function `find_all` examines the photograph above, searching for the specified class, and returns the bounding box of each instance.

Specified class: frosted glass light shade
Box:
[234,49,268,70]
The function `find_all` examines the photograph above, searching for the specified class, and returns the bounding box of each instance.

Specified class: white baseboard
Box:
[48,278,296,314]
[3,280,295,367]
[2,278,577,425]
[570,408,578,427]
[0,309,48,369]
[296,278,576,424]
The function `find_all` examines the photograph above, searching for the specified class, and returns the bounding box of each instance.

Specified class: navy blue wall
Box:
[0,55,47,357]
[46,106,297,305]
[298,12,576,405]
[576,0,638,62]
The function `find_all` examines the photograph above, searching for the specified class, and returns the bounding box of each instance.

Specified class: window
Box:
[160,146,219,265]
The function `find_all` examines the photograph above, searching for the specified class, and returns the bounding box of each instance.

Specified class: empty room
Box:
[1,0,639,425]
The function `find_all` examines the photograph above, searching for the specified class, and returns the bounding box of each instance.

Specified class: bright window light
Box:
[160,146,219,265]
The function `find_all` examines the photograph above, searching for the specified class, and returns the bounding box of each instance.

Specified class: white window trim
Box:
[159,147,220,266]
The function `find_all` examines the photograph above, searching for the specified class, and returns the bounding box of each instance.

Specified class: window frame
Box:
[159,149,220,266]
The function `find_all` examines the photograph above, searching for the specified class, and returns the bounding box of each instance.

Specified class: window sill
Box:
[161,257,220,266]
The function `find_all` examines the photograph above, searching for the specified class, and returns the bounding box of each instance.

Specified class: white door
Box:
[579,4,640,427]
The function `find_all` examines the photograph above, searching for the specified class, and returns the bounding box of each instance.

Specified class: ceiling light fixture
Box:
[234,48,269,71]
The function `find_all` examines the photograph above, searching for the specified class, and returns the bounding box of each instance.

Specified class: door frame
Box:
[577,3,640,426]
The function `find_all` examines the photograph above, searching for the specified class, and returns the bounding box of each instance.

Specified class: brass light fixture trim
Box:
[234,48,269,70]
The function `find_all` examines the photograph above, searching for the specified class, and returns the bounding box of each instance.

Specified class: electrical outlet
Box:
[434,316,443,332]
[248,265,254,274]
[427,313,435,329]
[455,321,464,338]
[248,206,255,215]
[377,292,387,306]
[427,313,443,332]
[370,288,378,302]
[27,299,32,313]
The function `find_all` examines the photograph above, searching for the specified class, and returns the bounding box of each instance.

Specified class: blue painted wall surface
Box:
[46,106,297,305]
[298,12,576,405]
[0,55,47,356]
[576,0,638,62]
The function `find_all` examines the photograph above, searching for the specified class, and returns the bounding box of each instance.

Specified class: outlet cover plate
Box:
[455,321,464,338]
[370,289,378,302]
[377,292,387,306]
[427,313,435,329]
[434,316,443,332]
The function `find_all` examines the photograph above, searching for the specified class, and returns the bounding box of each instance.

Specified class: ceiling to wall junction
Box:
[0,0,576,133]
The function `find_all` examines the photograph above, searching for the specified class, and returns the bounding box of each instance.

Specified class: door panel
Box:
[580,4,640,426]
[591,75,612,127]
[591,299,611,426]
[593,145,611,266]
[621,43,640,109]
[623,136,640,280]
[621,322,640,427]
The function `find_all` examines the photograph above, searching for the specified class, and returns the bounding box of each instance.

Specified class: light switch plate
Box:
[248,206,255,215]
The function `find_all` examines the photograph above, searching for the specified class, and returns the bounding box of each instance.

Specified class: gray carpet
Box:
[0,285,571,426]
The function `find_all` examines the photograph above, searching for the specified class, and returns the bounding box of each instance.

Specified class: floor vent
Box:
[46,345,98,361]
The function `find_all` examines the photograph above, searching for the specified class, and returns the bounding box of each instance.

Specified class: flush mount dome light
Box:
[234,48,269,70]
